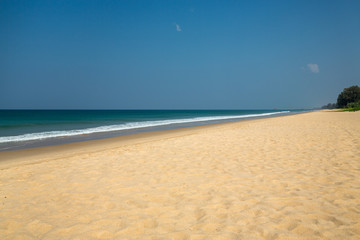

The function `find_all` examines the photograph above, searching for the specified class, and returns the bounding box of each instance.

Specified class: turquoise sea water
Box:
[0,110,304,151]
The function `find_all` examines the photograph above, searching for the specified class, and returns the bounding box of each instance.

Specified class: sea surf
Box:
[0,110,304,151]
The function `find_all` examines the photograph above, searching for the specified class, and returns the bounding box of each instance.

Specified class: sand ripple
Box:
[1,111,360,239]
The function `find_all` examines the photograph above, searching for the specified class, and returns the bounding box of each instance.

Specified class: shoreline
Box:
[0,110,304,152]
[1,110,359,239]
[0,113,293,169]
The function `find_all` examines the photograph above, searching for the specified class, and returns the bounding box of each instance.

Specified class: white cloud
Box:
[175,23,182,32]
[307,63,319,73]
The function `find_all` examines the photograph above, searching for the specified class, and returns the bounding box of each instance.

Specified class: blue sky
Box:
[1,0,359,109]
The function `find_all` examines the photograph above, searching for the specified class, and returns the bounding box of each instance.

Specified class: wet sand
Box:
[0,111,359,239]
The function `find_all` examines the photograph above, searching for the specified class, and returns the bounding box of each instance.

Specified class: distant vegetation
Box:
[322,103,337,109]
[322,85,360,111]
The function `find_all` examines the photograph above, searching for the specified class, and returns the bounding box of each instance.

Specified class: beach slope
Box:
[1,111,360,239]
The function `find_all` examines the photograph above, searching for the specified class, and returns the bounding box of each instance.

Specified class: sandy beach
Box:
[0,111,359,240]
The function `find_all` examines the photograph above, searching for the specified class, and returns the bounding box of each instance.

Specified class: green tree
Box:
[321,103,337,109]
[336,85,360,108]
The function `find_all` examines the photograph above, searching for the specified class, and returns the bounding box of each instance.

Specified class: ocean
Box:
[0,110,304,151]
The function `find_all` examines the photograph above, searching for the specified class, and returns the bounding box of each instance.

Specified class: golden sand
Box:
[0,111,359,240]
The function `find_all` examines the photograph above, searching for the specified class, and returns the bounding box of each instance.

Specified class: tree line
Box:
[322,85,360,110]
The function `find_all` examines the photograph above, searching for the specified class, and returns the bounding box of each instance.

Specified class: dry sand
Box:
[0,111,360,240]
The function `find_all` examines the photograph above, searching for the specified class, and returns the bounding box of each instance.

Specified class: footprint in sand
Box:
[25,220,53,238]
[194,208,206,221]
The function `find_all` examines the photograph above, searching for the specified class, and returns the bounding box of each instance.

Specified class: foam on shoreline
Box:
[0,111,289,144]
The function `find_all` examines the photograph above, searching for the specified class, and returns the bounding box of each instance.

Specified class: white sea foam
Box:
[0,111,290,144]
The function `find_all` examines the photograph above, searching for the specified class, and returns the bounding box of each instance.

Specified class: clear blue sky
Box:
[1,0,359,109]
